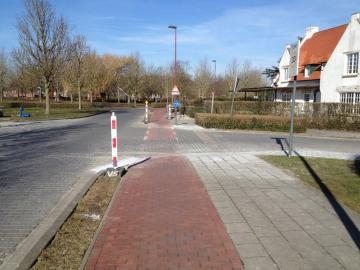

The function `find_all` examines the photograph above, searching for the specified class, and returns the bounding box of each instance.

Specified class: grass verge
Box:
[260,155,360,213]
[2,107,108,121]
[31,174,120,270]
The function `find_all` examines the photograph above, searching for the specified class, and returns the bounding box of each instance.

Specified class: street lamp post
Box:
[211,60,216,114]
[168,25,177,88]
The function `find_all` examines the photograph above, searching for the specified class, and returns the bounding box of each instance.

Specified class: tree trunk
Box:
[0,87,3,103]
[90,90,93,103]
[78,85,82,110]
[70,93,73,103]
[134,93,136,107]
[45,81,50,115]
[117,88,120,103]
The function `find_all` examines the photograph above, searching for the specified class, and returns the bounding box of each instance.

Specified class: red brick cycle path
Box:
[84,109,243,269]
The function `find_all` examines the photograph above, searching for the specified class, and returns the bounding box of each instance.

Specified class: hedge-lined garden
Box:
[187,100,360,132]
[195,113,307,133]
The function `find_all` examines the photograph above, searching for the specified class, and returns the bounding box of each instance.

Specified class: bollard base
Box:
[106,166,127,177]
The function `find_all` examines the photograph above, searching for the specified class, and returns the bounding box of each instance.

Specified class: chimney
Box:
[351,12,360,24]
[305,26,319,39]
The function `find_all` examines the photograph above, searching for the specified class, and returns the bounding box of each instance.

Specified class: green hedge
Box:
[195,113,307,133]
[151,102,167,108]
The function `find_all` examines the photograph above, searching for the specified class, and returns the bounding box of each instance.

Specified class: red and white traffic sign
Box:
[171,85,180,96]
[111,112,118,167]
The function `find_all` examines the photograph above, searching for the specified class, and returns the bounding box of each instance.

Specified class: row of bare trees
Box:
[0,0,267,114]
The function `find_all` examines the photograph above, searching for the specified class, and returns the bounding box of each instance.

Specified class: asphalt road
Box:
[1,107,360,264]
[0,108,147,263]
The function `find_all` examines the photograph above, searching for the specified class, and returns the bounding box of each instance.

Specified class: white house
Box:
[321,12,360,104]
[273,17,353,103]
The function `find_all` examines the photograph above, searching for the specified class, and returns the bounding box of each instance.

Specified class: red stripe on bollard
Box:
[112,157,117,167]
[112,138,116,148]
[112,120,116,129]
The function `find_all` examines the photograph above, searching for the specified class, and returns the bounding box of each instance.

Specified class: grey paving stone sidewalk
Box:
[187,153,360,270]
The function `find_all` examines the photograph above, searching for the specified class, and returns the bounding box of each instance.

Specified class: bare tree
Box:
[175,61,193,99]
[70,35,90,110]
[0,49,7,102]
[17,0,70,114]
[120,53,144,107]
[224,58,240,92]
[239,60,266,88]
[194,58,212,99]
[84,51,104,103]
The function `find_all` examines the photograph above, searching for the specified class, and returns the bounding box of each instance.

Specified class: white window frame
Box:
[346,52,359,75]
[340,92,360,104]
[304,65,310,77]
[283,67,289,81]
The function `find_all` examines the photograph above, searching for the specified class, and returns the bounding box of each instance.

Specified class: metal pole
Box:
[230,91,235,117]
[166,74,169,111]
[174,27,177,87]
[211,60,216,114]
[289,77,297,157]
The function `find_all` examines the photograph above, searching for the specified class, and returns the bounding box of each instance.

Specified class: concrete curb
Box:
[0,171,104,270]
[79,169,128,270]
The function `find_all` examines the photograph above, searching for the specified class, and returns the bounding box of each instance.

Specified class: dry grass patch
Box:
[31,175,120,270]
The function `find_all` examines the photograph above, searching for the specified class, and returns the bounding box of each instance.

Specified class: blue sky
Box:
[0,0,358,74]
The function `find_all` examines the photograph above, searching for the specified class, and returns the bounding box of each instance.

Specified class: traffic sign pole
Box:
[288,40,300,158]
[230,76,240,117]
[289,77,297,157]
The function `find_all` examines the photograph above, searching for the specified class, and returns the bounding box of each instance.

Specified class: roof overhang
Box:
[235,86,319,92]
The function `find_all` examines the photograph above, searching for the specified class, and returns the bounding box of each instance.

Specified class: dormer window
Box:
[347,53,359,74]
[304,64,316,77]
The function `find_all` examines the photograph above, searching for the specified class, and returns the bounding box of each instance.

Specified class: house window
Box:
[356,93,360,104]
[304,64,316,77]
[347,53,359,74]
[282,93,291,102]
[283,67,289,80]
[340,92,360,104]
[304,93,310,102]
[340,93,346,103]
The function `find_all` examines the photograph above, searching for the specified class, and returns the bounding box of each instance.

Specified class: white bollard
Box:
[144,101,149,124]
[111,112,118,167]
[168,104,172,120]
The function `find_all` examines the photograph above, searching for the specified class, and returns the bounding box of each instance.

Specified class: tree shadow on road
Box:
[350,156,360,176]
[271,137,289,157]
[293,151,360,250]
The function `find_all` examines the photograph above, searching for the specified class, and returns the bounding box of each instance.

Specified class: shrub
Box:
[195,113,307,133]
[151,102,167,108]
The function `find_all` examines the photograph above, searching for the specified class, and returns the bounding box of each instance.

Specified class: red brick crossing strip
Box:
[146,108,177,141]
[84,156,244,270]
